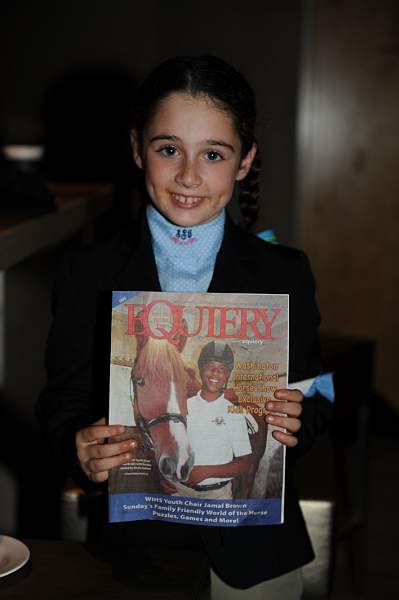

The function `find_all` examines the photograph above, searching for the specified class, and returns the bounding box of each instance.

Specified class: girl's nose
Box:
[175,159,202,188]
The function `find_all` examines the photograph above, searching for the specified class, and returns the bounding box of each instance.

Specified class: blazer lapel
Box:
[112,210,161,292]
[208,214,257,293]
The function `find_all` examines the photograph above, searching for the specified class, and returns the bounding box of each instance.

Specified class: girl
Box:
[37,56,332,599]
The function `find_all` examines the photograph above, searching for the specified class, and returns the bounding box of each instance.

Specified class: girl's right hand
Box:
[75,418,136,483]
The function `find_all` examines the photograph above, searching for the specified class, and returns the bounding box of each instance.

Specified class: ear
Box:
[132,309,148,353]
[172,318,188,353]
[235,143,257,182]
[130,129,143,169]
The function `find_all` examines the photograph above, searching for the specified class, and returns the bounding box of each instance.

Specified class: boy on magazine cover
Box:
[171,341,252,499]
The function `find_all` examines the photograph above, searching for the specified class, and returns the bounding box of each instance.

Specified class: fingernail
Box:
[129,441,136,448]
[266,415,274,423]
[275,390,287,399]
[125,453,132,460]
[267,402,274,410]
[118,426,125,433]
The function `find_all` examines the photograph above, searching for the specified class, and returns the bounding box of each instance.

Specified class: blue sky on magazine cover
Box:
[111,291,141,309]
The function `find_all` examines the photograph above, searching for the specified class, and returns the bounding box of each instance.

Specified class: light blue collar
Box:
[146,204,225,292]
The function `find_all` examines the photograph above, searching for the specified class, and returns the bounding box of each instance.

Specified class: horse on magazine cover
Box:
[131,335,195,483]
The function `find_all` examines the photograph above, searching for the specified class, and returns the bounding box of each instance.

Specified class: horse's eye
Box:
[136,377,145,386]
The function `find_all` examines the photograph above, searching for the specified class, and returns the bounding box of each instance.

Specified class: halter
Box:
[130,373,187,452]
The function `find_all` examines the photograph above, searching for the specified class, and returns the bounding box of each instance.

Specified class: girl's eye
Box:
[205,151,223,161]
[158,145,178,157]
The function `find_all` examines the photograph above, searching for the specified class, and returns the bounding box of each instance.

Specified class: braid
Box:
[238,150,261,231]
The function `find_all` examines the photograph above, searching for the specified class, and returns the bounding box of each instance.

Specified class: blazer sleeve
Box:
[286,251,333,463]
[35,251,107,493]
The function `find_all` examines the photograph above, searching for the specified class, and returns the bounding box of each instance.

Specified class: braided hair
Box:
[131,55,260,230]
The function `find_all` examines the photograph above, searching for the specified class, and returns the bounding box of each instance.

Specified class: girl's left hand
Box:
[265,389,303,447]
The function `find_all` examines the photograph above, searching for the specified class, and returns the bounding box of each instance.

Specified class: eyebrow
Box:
[207,139,235,152]
[149,134,235,152]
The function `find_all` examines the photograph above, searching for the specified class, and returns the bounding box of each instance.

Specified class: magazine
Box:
[108,291,289,527]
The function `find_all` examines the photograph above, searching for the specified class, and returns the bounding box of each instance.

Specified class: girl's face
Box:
[131,92,256,227]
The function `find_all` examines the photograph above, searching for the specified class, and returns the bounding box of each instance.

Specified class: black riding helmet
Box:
[198,341,234,375]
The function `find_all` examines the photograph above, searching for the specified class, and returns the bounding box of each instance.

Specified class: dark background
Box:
[0,0,302,242]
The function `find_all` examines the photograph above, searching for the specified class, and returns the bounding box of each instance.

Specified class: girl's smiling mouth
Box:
[170,193,205,208]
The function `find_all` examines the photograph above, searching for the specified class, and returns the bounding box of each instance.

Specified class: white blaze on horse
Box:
[131,336,195,483]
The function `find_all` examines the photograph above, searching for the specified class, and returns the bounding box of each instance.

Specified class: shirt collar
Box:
[146,203,225,259]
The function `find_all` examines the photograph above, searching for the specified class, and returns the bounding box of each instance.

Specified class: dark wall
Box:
[296,0,399,413]
[0,1,302,242]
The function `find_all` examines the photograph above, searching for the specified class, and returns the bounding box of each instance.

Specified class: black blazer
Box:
[36,211,332,588]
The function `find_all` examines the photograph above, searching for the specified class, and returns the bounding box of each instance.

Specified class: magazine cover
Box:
[108,291,289,527]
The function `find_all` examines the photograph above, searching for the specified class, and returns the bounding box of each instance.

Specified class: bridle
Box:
[130,372,187,452]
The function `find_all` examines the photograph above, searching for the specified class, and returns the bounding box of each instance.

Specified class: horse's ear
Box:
[172,318,188,353]
[132,310,148,353]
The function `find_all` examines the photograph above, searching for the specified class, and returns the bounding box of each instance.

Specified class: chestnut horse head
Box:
[131,336,194,483]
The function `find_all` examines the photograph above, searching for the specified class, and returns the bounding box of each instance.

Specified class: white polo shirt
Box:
[187,392,252,485]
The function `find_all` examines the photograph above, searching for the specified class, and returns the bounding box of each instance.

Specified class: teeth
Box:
[173,194,202,205]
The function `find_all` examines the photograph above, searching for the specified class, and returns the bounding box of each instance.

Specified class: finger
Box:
[275,389,303,402]
[86,439,136,459]
[266,415,301,433]
[83,417,107,444]
[87,451,133,474]
[78,424,125,445]
[272,430,298,447]
[267,400,302,418]
[88,470,109,483]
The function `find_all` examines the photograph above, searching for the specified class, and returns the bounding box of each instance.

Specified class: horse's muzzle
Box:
[159,452,194,483]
